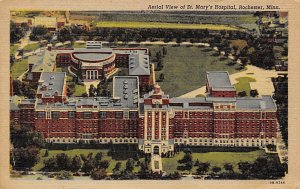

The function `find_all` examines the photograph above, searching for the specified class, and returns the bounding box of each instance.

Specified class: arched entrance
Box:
[153,146,160,155]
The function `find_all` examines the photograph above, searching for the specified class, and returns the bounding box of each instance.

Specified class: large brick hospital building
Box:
[10,44,278,155]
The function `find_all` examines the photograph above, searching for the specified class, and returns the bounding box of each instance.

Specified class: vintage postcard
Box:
[0,0,299,189]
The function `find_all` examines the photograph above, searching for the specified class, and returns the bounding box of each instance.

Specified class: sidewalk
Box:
[151,155,163,173]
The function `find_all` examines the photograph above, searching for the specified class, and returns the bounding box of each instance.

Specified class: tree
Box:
[44,157,57,171]
[44,149,49,157]
[196,162,210,175]
[179,152,192,164]
[91,169,107,180]
[81,159,95,174]
[223,163,233,172]
[30,26,49,41]
[250,89,259,97]
[238,161,252,175]
[56,153,72,171]
[125,158,135,172]
[185,161,193,171]
[162,47,167,55]
[89,85,96,97]
[159,73,165,82]
[238,91,247,97]
[58,26,72,42]
[212,166,221,175]
[99,160,110,170]
[11,147,40,170]
[10,22,27,43]
[95,152,103,167]
[194,159,200,166]
[70,155,82,172]
[56,171,73,180]
[113,162,122,172]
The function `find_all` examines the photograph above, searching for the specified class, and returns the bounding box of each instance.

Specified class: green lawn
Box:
[73,84,86,96]
[234,77,256,96]
[153,46,245,97]
[23,43,40,51]
[33,149,143,173]
[73,42,86,48]
[10,44,20,55]
[162,150,267,174]
[96,21,239,31]
[11,59,28,79]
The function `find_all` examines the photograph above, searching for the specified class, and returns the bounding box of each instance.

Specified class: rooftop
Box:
[33,16,57,28]
[36,72,66,98]
[236,96,277,110]
[72,51,114,63]
[128,54,150,76]
[29,49,57,73]
[113,76,139,108]
[206,71,235,91]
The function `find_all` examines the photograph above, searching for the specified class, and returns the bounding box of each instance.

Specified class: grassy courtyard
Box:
[96,21,239,31]
[73,84,86,96]
[162,150,267,174]
[33,149,143,173]
[234,77,256,96]
[10,58,28,79]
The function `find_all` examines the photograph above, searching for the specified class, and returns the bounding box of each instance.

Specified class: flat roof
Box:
[72,52,113,62]
[113,76,139,108]
[207,71,235,90]
[236,96,277,110]
[33,16,57,28]
[36,72,66,98]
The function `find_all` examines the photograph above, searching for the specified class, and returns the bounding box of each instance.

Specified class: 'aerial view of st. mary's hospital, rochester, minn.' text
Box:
[9,11,288,180]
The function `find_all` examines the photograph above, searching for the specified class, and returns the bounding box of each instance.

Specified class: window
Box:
[68,111,76,118]
[52,111,60,119]
[37,111,45,118]
[83,112,92,119]
[115,112,123,119]
[99,111,107,118]
[129,111,137,118]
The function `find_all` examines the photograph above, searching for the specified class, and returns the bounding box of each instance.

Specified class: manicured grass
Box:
[10,59,28,79]
[95,12,256,30]
[73,42,86,48]
[152,46,245,97]
[162,150,267,174]
[23,43,40,51]
[73,84,86,96]
[196,94,206,97]
[234,77,256,96]
[10,44,20,55]
[96,21,239,31]
[33,149,143,173]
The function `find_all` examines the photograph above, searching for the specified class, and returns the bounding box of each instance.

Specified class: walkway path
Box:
[179,65,281,98]
[151,155,163,173]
